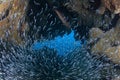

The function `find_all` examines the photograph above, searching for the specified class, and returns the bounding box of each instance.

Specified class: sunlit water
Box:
[32,30,82,55]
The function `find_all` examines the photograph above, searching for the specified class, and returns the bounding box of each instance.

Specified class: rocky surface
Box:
[65,0,115,39]
[1,0,119,44]
[89,22,120,64]
[66,0,120,64]
[0,0,29,44]
[99,0,120,14]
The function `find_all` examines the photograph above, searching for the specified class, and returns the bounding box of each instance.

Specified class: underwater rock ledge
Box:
[0,0,29,44]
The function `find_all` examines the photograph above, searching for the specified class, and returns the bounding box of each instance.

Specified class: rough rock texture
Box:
[1,0,118,43]
[0,0,29,44]
[89,23,120,64]
[99,0,120,14]
[65,0,114,39]
[89,27,104,40]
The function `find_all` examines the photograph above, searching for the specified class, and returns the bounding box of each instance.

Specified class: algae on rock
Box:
[0,0,29,44]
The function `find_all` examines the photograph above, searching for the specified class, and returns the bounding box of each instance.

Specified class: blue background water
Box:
[32,30,82,55]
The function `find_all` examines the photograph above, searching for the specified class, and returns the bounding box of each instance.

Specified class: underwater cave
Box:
[0,0,120,80]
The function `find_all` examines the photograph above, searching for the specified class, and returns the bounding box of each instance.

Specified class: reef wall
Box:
[0,0,29,44]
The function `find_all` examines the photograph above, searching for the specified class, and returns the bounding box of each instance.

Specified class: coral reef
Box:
[1,0,119,43]
[98,0,120,14]
[65,0,120,78]
[89,22,120,64]
[0,0,29,44]
[1,0,120,79]
[64,0,115,39]
[0,0,119,44]
[65,0,120,65]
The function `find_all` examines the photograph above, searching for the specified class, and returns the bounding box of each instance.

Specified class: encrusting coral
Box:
[0,0,29,44]
[97,0,120,14]
[64,0,115,39]
[89,22,120,64]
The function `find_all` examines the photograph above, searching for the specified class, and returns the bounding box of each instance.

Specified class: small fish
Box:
[54,9,71,29]
[45,0,71,29]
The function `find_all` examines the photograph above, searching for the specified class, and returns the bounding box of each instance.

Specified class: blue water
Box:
[32,30,82,55]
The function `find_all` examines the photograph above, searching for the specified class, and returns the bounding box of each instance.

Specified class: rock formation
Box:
[65,0,120,64]
[98,0,120,14]
[89,21,120,64]
[87,0,120,64]
[0,0,29,44]
[65,0,115,39]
